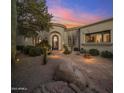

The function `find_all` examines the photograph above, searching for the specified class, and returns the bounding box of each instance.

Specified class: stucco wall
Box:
[80,19,113,52]
[16,35,33,46]
[49,25,66,50]
[66,30,79,48]
[16,19,113,52]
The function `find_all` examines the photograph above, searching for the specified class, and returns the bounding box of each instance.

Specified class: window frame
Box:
[85,30,111,44]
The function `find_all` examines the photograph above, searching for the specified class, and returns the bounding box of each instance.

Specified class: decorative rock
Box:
[33,81,75,93]
[84,88,94,93]
[69,83,82,93]
[32,88,42,93]
[45,81,74,93]
[55,62,89,91]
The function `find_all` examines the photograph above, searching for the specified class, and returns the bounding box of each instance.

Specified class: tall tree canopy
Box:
[17,0,52,38]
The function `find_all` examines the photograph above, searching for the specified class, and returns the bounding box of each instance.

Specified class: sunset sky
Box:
[46,0,113,28]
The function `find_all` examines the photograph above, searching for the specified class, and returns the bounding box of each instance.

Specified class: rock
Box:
[54,62,89,91]
[84,88,94,93]
[69,83,82,93]
[33,81,75,93]
[32,88,42,93]
[83,87,100,93]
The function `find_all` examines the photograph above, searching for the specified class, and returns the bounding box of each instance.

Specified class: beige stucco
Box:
[80,19,113,52]
[49,24,66,50]
[16,18,113,52]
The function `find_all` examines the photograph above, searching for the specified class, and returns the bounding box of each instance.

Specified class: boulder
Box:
[69,83,82,93]
[54,62,89,91]
[32,81,75,93]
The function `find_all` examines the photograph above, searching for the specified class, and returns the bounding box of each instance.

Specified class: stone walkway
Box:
[12,51,113,93]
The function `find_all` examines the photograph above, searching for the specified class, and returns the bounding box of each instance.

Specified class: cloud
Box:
[48,5,103,28]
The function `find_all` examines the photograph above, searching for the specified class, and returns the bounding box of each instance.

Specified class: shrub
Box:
[47,50,52,55]
[23,46,34,54]
[101,51,113,58]
[74,47,79,51]
[83,54,92,59]
[16,45,24,51]
[80,48,86,54]
[63,50,71,55]
[89,49,99,56]
[29,47,42,56]
[63,45,71,55]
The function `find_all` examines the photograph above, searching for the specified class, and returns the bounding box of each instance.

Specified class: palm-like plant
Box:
[37,39,51,64]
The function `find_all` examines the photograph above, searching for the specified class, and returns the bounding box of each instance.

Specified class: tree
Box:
[11,0,17,66]
[17,0,52,64]
[17,0,52,45]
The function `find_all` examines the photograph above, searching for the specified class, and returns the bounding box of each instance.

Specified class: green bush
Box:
[101,51,113,58]
[29,47,42,56]
[80,48,86,54]
[89,49,99,56]
[63,45,71,55]
[23,46,34,54]
[47,50,52,55]
[16,45,24,51]
[74,47,79,51]
[63,50,71,54]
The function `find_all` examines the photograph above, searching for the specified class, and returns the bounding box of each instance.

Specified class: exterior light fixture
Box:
[16,58,20,62]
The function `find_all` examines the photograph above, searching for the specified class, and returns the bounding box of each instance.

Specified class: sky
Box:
[46,0,113,28]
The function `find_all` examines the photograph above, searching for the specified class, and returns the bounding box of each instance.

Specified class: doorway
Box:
[52,35,59,50]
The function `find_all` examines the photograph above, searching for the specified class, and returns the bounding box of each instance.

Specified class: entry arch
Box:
[49,31,62,50]
[52,35,59,50]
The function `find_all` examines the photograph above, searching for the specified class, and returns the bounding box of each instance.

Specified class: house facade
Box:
[17,18,113,52]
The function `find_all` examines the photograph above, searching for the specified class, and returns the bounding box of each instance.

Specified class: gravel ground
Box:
[12,51,113,93]
[12,54,64,93]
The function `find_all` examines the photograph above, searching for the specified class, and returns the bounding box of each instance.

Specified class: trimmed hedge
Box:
[29,47,42,57]
[47,50,52,55]
[101,51,113,58]
[63,50,71,55]
[17,45,47,56]
[74,47,79,51]
[80,48,86,54]
[16,45,24,51]
[89,49,99,56]
[63,45,71,55]
[23,46,34,54]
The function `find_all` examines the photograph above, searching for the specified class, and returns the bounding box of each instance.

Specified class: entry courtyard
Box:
[12,51,113,93]
[12,0,113,93]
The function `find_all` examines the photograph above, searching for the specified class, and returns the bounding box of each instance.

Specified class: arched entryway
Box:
[49,31,62,50]
[52,35,59,50]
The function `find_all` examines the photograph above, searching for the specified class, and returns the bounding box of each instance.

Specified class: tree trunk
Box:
[11,0,17,66]
[42,48,48,65]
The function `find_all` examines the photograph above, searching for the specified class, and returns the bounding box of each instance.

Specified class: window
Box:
[103,33,111,42]
[96,34,102,43]
[85,33,102,43]
[72,35,76,45]
[68,35,71,45]
[85,30,111,43]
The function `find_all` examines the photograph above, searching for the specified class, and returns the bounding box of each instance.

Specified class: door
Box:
[52,35,59,50]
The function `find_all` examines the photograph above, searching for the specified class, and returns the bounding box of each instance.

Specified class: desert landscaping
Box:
[12,51,113,93]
